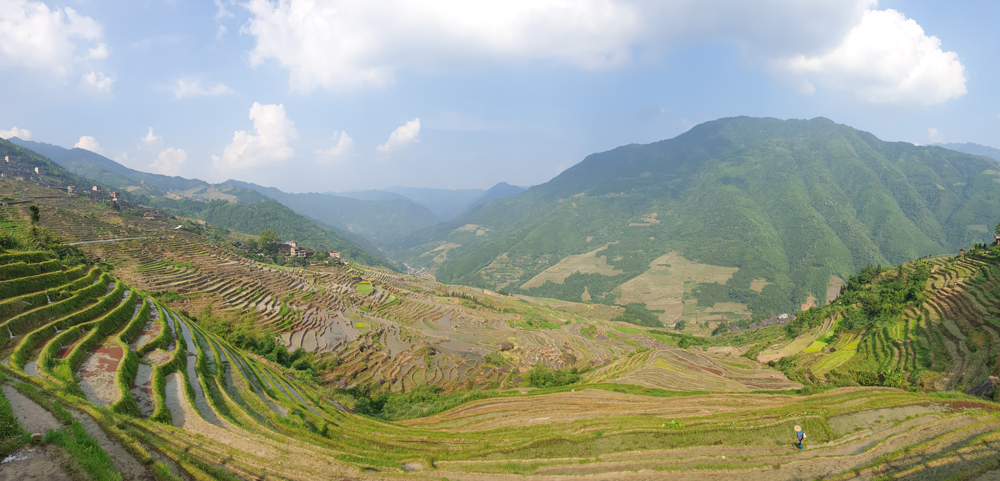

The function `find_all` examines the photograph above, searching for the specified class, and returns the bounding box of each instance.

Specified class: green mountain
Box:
[223,180,440,247]
[402,116,1000,319]
[8,138,232,198]
[5,138,393,269]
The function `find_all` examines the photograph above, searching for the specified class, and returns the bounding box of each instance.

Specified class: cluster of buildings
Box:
[727,313,796,333]
[237,240,343,264]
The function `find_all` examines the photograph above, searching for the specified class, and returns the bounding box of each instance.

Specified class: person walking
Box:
[795,425,806,450]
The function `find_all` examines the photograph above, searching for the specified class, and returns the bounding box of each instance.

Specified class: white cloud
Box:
[214,0,234,21]
[213,102,298,170]
[216,25,228,40]
[242,0,965,105]
[377,118,420,153]
[780,9,966,105]
[148,147,187,176]
[81,70,114,93]
[74,135,104,154]
[316,131,353,162]
[927,128,943,143]
[141,127,162,145]
[85,43,109,60]
[0,0,105,75]
[173,78,233,99]
[0,126,32,140]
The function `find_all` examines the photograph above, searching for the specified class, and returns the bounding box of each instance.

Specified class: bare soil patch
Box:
[0,385,61,433]
[76,345,123,408]
[0,445,72,481]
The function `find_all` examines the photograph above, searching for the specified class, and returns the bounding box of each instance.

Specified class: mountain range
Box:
[398,116,1000,320]
[9,118,1000,322]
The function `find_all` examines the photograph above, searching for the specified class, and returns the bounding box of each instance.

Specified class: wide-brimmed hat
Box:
[794,425,801,431]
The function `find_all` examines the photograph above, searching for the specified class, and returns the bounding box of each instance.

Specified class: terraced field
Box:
[1,181,999,479]
[760,252,1000,398]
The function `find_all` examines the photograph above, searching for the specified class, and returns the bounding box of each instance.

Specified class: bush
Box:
[524,363,581,388]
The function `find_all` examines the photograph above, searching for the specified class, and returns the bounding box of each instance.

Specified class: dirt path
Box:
[1,384,61,436]
[69,409,153,481]
[0,445,73,481]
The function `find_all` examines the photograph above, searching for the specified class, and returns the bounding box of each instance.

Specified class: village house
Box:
[67,185,75,194]
[329,251,341,261]
[290,245,315,258]
[33,166,43,175]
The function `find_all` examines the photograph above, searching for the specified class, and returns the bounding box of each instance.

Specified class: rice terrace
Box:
[0,146,998,481]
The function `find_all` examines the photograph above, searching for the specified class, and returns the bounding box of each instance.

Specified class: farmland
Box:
[0,181,999,480]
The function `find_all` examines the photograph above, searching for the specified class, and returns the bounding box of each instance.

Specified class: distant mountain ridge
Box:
[223,180,440,247]
[5,137,393,268]
[336,183,526,221]
[933,142,1000,162]
[401,116,1000,319]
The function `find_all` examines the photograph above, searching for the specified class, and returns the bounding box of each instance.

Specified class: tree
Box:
[257,229,279,252]
[995,222,1000,236]
[28,205,40,224]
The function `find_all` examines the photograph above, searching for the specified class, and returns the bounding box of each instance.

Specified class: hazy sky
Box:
[1,0,997,192]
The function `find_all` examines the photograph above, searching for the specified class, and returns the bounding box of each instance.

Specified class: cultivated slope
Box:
[764,246,1000,398]
[405,116,1000,319]
[2,250,1000,480]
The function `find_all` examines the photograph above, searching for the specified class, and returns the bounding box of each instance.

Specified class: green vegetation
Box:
[403,117,1000,319]
[148,198,394,269]
[524,363,583,388]
[610,303,664,327]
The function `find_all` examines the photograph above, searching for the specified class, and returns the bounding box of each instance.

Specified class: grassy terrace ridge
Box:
[0,181,997,479]
[767,245,1000,398]
[0,250,999,478]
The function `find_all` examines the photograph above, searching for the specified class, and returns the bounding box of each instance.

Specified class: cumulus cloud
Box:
[0,0,105,75]
[377,118,420,153]
[316,131,353,162]
[927,128,943,143]
[141,127,162,145]
[213,102,298,170]
[74,135,104,154]
[173,78,233,99]
[780,9,966,105]
[0,126,32,140]
[148,147,187,176]
[242,0,965,105]
[81,70,114,93]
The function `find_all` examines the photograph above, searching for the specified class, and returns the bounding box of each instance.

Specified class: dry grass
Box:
[615,252,742,322]
[749,278,770,292]
[520,242,622,289]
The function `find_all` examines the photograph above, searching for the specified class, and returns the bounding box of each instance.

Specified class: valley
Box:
[1,121,999,480]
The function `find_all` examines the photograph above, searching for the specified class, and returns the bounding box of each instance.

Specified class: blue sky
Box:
[1,0,997,192]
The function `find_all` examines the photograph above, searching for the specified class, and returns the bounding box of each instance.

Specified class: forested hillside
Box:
[148,197,395,269]
[223,179,440,246]
[403,117,1000,319]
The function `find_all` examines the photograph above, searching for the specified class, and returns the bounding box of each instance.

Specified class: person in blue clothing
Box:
[795,425,806,450]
